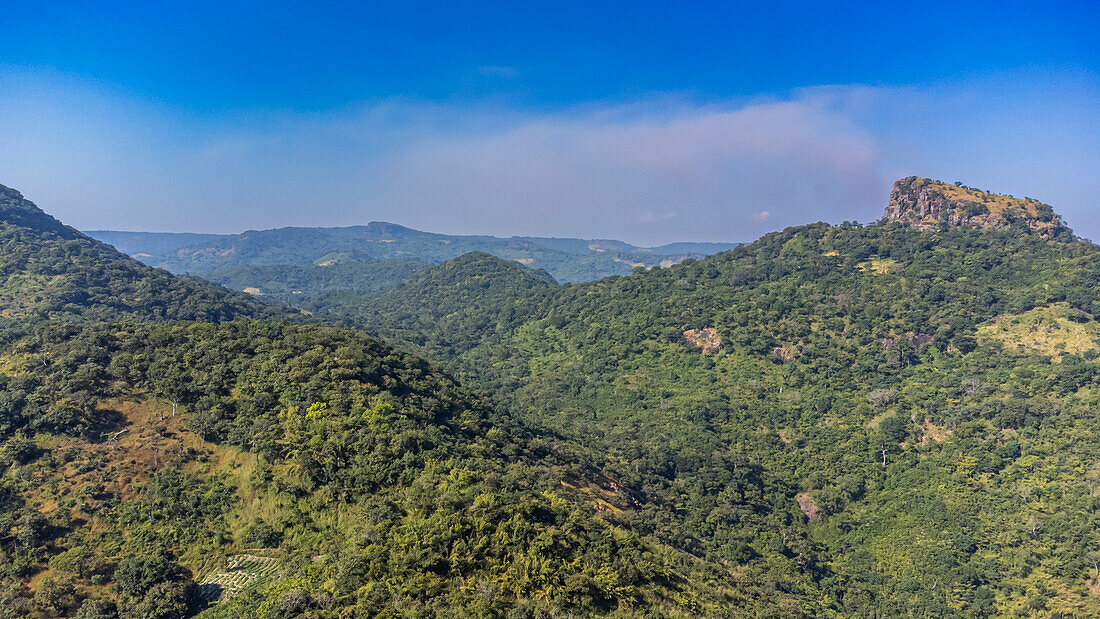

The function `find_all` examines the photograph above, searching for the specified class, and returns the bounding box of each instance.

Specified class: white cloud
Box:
[0,67,1096,244]
[369,95,885,243]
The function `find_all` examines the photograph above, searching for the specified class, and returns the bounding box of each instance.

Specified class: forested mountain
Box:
[0,185,283,325]
[313,178,1100,616]
[8,177,1100,617]
[310,252,560,373]
[0,186,816,617]
[200,256,432,305]
[88,221,738,284]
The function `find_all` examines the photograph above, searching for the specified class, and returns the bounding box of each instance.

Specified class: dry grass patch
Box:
[978,303,1100,359]
[856,257,899,275]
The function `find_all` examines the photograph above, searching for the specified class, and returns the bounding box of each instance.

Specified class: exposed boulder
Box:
[796,493,820,522]
[771,342,803,364]
[683,328,722,354]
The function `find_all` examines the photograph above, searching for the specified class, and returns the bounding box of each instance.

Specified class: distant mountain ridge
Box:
[84,230,232,258]
[87,221,740,283]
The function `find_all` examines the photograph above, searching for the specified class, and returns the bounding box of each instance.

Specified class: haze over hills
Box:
[86,222,740,284]
[84,231,233,260]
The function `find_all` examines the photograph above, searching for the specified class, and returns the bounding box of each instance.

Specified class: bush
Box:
[867,389,897,408]
[241,519,282,547]
[75,598,118,619]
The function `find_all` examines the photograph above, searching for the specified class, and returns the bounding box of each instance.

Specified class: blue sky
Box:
[1,1,1098,244]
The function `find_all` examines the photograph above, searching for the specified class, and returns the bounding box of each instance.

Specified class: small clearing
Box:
[978,303,1100,359]
[857,257,898,275]
[198,553,280,603]
[917,419,952,445]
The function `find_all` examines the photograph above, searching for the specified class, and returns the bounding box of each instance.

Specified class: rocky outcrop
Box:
[684,328,722,354]
[771,342,802,364]
[796,493,820,522]
[884,177,1069,239]
[880,332,935,351]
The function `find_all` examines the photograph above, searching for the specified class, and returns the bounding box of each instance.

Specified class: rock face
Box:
[884,177,1069,239]
[771,343,802,364]
[683,328,722,354]
[796,493,820,522]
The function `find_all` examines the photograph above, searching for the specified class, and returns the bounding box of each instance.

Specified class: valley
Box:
[88,223,738,286]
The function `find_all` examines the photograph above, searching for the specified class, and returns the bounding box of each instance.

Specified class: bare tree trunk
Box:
[106,428,129,450]
[107,428,129,442]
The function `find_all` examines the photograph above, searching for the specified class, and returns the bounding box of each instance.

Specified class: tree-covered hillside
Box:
[495,222,1100,615]
[89,221,737,284]
[0,185,284,325]
[5,321,799,617]
[310,252,560,369]
[0,186,826,617]
[321,183,1100,616]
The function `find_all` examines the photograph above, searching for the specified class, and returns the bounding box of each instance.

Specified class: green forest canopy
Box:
[3,180,1100,616]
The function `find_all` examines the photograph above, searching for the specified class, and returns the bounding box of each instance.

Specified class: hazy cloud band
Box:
[1,66,1096,244]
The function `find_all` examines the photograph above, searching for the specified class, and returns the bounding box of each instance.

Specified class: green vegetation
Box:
[88,221,737,284]
[201,256,431,304]
[6,179,1100,616]
[0,184,284,325]
[2,321,770,616]
[324,214,1100,616]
